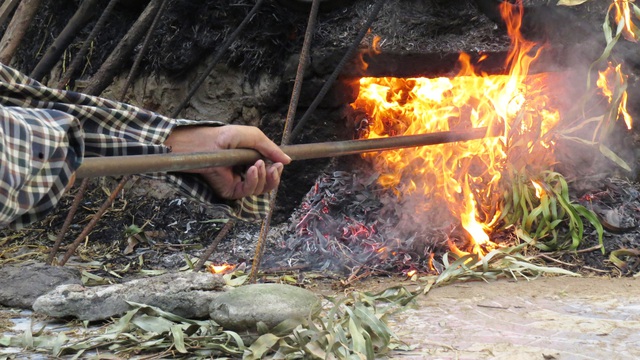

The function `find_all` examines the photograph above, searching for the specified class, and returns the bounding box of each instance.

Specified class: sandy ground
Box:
[386,276,640,360]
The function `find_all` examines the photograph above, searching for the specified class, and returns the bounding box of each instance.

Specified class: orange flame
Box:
[597,63,633,129]
[351,2,561,256]
[531,180,545,199]
[372,35,383,54]
[613,0,640,42]
[208,263,236,274]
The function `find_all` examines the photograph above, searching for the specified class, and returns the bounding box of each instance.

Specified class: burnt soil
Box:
[2,153,640,285]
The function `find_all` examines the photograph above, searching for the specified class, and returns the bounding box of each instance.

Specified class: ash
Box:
[264,169,452,275]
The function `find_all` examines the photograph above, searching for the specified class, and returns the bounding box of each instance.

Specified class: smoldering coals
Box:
[266,170,454,274]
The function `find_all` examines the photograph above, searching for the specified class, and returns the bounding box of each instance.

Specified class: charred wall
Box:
[2,0,638,221]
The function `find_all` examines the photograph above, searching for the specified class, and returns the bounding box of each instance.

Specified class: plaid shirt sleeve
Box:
[0,63,269,229]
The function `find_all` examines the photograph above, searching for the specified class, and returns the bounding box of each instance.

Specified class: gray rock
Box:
[209,284,321,331]
[33,272,225,321]
[0,262,81,309]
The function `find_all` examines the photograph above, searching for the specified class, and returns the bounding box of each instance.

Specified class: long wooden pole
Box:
[76,127,496,179]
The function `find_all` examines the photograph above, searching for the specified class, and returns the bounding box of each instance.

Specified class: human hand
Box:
[164,125,291,199]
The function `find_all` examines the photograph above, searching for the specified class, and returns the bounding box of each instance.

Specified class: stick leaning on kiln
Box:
[76,127,497,179]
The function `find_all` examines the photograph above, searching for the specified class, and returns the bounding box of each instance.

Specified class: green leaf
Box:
[507,259,581,276]
[81,270,110,286]
[557,0,590,6]
[347,316,367,356]
[0,336,11,346]
[599,144,631,171]
[170,325,187,353]
[305,340,328,358]
[354,303,392,347]
[245,333,280,360]
[223,273,248,287]
[610,249,640,270]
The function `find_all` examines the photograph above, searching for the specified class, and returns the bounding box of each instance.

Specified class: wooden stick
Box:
[0,0,41,64]
[0,0,20,28]
[83,0,162,95]
[76,127,496,179]
[30,0,100,81]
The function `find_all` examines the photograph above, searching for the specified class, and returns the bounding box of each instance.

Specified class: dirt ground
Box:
[381,276,640,359]
[1,267,639,358]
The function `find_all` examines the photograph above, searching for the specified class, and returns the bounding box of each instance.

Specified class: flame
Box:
[372,35,382,54]
[208,263,236,274]
[531,180,545,199]
[613,0,640,42]
[597,63,633,129]
[351,2,562,256]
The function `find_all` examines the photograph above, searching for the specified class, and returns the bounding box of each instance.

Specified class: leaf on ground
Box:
[245,333,280,360]
[557,0,590,6]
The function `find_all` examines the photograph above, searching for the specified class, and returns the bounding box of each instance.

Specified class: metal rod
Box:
[76,127,494,179]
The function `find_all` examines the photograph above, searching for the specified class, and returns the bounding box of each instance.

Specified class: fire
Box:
[350,2,561,256]
[613,0,639,42]
[531,180,545,199]
[597,63,633,129]
[208,263,236,274]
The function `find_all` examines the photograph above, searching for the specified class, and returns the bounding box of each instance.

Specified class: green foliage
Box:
[501,170,603,253]
[436,244,580,286]
[609,248,640,273]
[243,286,416,359]
[0,288,417,359]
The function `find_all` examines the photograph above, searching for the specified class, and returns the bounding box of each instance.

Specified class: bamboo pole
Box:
[76,127,495,179]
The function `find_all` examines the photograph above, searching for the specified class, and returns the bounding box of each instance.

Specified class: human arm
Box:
[0,106,84,229]
[0,63,288,228]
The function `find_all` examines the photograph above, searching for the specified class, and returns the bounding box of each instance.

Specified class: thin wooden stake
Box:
[47,178,89,265]
[118,0,168,101]
[30,0,100,81]
[249,0,321,283]
[170,0,266,118]
[84,0,162,95]
[57,0,119,89]
[59,176,130,266]
[194,220,235,272]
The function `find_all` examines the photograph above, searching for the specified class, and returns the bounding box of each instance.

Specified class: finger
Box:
[235,164,258,199]
[264,163,283,192]
[252,160,267,195]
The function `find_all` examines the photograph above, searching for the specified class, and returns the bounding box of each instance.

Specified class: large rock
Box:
[209,283,321,331]
[33,272,225,321]
[0,262,81,309]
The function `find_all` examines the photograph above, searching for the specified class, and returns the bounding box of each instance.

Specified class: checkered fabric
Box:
[0,64,268,229]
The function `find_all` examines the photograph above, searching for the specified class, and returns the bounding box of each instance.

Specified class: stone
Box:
[33,271,225,321]
[209,283,321,332]
[0,262,81,309]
